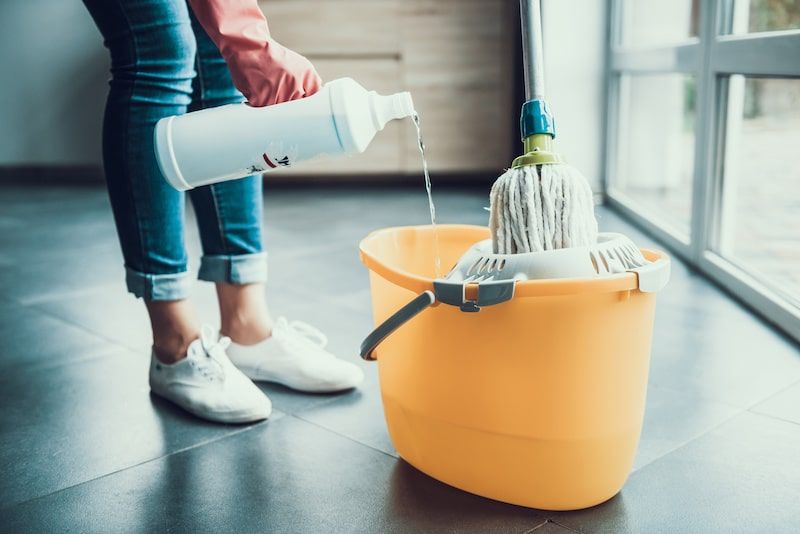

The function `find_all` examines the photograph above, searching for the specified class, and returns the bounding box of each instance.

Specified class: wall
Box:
[0,0,607,186]
[0,1,108,166]
[541,0,607,191]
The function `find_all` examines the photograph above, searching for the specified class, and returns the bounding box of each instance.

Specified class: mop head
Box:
[489,163,598,254]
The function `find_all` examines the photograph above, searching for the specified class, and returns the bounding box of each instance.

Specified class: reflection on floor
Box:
[0,183,798,532]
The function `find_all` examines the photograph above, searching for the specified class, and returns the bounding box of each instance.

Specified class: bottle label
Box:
[262,152,292,169]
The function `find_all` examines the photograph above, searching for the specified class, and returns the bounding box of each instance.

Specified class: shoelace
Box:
[273,317,330,353]
[192,325,231,380]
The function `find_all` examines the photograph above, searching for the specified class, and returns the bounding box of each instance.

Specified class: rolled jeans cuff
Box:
[125,268,192,301]
[198,252,268,284]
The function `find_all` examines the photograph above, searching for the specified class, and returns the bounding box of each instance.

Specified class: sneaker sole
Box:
[236,365,361,393]
[150,387,271,424]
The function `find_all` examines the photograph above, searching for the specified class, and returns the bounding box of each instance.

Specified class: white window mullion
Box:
[610,43,700,73]
[713,31,800,76]
[689,0,725,263]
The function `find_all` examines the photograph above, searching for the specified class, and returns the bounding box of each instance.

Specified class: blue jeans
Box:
[83,0,267,300]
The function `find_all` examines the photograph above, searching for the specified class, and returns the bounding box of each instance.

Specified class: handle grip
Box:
[360,291,436,361]
[520,0,545,100]
[630,257,671,293]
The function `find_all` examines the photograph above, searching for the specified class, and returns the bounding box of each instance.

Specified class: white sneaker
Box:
[149,325,272,424]
[227,317,365,393]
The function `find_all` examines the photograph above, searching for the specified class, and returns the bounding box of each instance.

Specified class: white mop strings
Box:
[489,164,598,254]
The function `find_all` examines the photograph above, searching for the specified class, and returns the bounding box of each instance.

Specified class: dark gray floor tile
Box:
[3,184,799,531]
[0,215,119,266]
[633,384,740,470]
[33,280,228,354]
[0,300,113,371]
[526,520,578,533]
[647,295,800,407]
[0,185,111,218]
[0,252,124,305]
[750,379,800,424]
[268,241,368,301]
[330,285,374,315]
[3,415,547,533]
[0,187,119,268]
[254,381,356,416]
[553,412,800,534]
[297,379,396,457]
[33,286,155,353]
[261,186,489,250]
[0,348,263,506]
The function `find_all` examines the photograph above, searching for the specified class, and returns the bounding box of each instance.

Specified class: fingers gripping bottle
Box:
[155,78,415,191]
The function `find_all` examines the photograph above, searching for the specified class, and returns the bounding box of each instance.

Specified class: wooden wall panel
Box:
[400,0,515,172]
[260,1,401,57]
[257,0,515,176]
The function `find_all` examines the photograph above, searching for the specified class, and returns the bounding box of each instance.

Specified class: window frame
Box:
[603,0,800,342]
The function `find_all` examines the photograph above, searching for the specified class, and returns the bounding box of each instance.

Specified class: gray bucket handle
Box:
[360,279,517,361]
[360,291,436,361]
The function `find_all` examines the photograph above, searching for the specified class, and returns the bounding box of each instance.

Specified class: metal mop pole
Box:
[514,0,558,165]
[520,0,546,101]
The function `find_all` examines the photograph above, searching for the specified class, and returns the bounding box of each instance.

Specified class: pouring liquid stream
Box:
[412,113,442,278]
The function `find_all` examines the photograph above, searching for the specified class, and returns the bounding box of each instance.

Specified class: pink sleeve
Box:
[188,0,322,107]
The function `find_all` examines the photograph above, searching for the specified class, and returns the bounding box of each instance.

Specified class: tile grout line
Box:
[745,376,800,411]
[4,349,127,375]
[287,393,356,419]
[273,375,379,418]
[548,518,584,532]
[744,410,800,428]
[18,283,122,307]
[739,375,800,412]
[291,413,399,461]
[26,299,146,354]
[0,420,271,511]
[627,381,754,473]
[626,406,758,479]
[522,519,584,533]
[632,406,746,473]
[521,519,550,533]
[4,409,395,512]
[645,380,760,411]
[1,293,142,371]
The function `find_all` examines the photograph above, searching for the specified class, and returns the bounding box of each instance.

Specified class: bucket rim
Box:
[359,224,669,297]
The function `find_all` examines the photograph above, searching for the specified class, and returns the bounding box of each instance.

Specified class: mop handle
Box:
[520,0,545,101]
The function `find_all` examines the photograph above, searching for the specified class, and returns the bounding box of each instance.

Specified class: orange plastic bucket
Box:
[359,224,669,510]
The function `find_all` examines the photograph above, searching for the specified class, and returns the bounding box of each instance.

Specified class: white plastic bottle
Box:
[154,78,415,191]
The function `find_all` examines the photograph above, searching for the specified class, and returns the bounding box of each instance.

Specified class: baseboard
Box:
[0,165,498,188]
[0,165,105,184]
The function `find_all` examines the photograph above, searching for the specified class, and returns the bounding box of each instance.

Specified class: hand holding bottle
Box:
[188,0,322,106]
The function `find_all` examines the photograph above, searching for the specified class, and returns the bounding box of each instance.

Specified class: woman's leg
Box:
[216,283,272,344]
[82,0,199,361]
[145,300,199,363]
[185,10,272,345]
[183,8,362,393]
[83,0,272,423]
